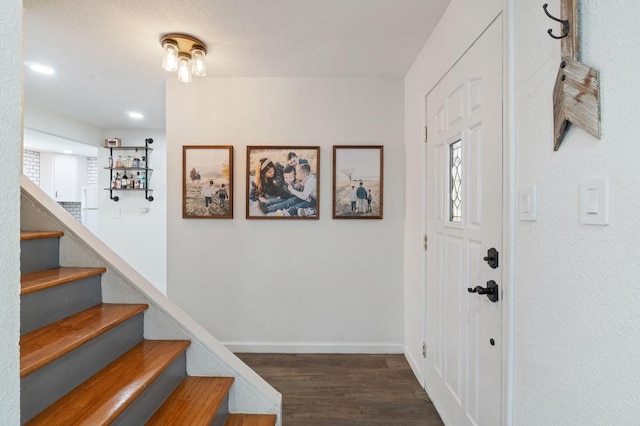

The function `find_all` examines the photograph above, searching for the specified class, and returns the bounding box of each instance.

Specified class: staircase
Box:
[20,230,277,425]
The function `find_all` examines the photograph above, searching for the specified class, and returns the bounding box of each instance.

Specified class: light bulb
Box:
[162,40,179,72]
[191,46,206,77]
[178,54,192,83]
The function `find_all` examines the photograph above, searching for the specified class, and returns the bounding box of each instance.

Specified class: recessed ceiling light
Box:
[62,150,73,154]
[27,63,55,75]
[128,112,144,119]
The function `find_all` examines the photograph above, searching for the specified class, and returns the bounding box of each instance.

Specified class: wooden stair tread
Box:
[20,231,64,240]
[26,339,191,426]
[225,414,278,426]
[21,303,148,377]
[147,376,235,425]
[21,267,107,295]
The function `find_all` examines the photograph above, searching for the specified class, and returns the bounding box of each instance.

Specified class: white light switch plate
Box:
[518,186,537,221]
[580,178,609,225]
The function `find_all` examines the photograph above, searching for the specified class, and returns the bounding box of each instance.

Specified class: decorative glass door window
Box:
[449,140,462,222]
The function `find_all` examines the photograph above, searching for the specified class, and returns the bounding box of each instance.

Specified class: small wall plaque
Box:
[105,138,121,148]
[545,0,602,150]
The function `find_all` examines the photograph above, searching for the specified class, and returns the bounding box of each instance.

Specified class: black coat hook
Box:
[543,3,570,39]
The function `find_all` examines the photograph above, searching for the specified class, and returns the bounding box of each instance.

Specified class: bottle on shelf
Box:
[108,155,113,168]
[124,156,133,168]
[140,156,146,169]
[114,172,121,189]
[122,171,129,189]
[133,157,140,168]
[115,155,124,168]
[141,172,146,189]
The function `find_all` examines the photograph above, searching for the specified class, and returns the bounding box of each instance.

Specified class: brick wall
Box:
[23,150,40,185]
[58,201,82,221]
[87,157,98,186]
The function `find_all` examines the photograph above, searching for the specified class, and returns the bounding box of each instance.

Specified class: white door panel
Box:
[425,16,503,426]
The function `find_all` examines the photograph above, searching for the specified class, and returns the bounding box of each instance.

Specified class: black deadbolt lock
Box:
[483,248,499,269]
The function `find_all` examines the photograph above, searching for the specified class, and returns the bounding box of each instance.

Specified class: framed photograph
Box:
[183,145,233,219]
[246,146,320,219]
[332,145,383,219]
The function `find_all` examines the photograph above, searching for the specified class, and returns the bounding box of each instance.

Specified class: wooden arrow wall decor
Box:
[545,0,602,151]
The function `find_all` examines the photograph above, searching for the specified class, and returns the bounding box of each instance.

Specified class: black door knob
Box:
[467,280,499,302]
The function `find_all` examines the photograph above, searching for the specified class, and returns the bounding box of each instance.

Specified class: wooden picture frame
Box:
[246,146,320,219]
[332,145,383,219]
[182,145,233,219]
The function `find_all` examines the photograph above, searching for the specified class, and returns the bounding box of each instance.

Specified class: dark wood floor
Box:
[236,353,443,426]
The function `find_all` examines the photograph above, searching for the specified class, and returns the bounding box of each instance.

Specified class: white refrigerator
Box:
[81,185,99,233]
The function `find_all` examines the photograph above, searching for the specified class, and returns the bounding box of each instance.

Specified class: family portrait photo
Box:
[182,145,233,219]
[246,146,320,219]
[332,145,383,219]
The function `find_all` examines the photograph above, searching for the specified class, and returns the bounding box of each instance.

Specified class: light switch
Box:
[585,188,599,214]
[580,178,609,225]
[518,186,537,221]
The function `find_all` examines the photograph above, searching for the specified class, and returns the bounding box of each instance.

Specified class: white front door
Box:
[425,17,503,426]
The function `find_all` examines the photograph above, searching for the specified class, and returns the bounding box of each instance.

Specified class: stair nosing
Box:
[20,231,64,241]
[147,376,235,424]
[20,303,148,377]
[25,340,191,425]
[21,267,108,295]
[224,413,278,426]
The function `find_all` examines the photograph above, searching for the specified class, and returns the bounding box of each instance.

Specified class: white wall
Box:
[0,0,22,422]
[98,129,167,294]
[513,1,640,424]
[403,0,504,383]
[24,104,104,146]
[21,106,168,294]
[166,78,405,352]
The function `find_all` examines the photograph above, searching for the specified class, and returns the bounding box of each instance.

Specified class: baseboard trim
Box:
[224,342,404,354]
[404,347,424,387]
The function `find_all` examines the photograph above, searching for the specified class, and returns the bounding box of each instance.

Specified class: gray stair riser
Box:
[21,314,144,424]
[20,237,60,274]
[212,393,230,426]
[112,351,188,426]
[21,275,102,335]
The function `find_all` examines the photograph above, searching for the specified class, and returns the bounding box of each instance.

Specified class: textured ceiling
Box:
[23,0,450,133]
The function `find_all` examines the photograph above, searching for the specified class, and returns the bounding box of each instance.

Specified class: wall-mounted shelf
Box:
[105,167,154,171]
[105,138,154,202]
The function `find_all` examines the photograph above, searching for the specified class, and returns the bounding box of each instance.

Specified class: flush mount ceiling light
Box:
[161,33,207,83]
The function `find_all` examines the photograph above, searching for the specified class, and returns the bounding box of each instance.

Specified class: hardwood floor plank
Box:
[21,303,148,377]
[147,376,234,425]
[26,340,190,426]
[21,267,107,295]
[236,353,443,426]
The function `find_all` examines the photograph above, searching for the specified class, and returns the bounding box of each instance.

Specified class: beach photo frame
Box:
[246,146,320,220]
[182,145,233,219]
[332,145,383,219]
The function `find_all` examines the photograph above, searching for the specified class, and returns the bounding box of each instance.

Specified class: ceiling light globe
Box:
[177,54,192,83]
[190,47,206,77]
[162,40,179,72]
